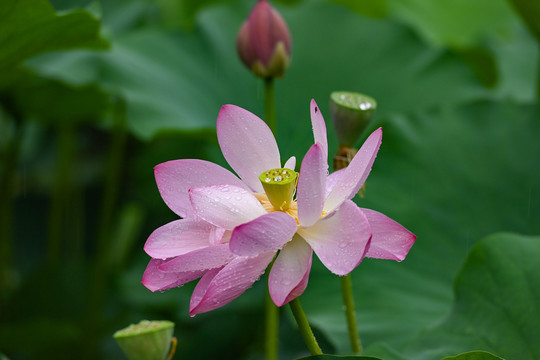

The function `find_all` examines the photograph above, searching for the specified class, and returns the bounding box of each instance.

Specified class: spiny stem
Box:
[289,298,322,355]
[264,77,276,134]
[341,274,362,354]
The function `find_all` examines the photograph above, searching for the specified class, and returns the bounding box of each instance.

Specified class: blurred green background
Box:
[1,0,539,359]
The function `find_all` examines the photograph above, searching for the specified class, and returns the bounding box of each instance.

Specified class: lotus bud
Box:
[114,320,175,360]
[237,0,292,79]
[330,91,377,148]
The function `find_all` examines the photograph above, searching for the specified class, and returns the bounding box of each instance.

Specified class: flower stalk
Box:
[265,284,279,360]
[330,91,380,354]
[264,77,276,134]
[85,98,128,357]
[340,274,362,354]
[0,112,21,302]
[48,124,75,264]
[263,72,279,360]
[289,298,322,355]
[333,146,364,354]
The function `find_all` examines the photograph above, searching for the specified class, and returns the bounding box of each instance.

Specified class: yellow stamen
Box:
[254,193,299,224]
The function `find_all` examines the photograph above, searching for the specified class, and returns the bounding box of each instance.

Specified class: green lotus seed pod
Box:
[259,168,298,211]
[114,320,175,360]
[330,91,377,147]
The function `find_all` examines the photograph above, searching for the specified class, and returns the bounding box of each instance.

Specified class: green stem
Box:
[263,77,279,360]
[333,146,363,354]
[96,99,127,256]
[0,118,21,304]
[537,44,540,102]
[341,274,362,354]
[289,298,322,355]
[84,98,127,359]
[69,185,85,262]
[264,77,276,134]
[48,125,75,265]
[265,287,279,360]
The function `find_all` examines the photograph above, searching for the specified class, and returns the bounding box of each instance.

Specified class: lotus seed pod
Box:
[114,320,175,360]
[330,91,377,147]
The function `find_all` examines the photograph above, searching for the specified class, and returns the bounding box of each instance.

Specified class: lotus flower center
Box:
[258,168,298,212]
[254,193,298,225]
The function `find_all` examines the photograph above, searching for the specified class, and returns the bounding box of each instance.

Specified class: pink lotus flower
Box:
[142,100,415,316]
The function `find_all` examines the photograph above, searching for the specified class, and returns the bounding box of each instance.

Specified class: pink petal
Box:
[298,200,371,276]
[154,159,249,218]
[297,143,326,227]
[229,212,297,257]
[217,105,281,192]
[325,168,345,198]
[189,185,267,230]
[284,156,296,170]
[142,258,205,292]
[209,227,227,245]
[144,219,214,259]
[158,244,234,273]
[361,208,416,261]
[269,235,313,306]
[310,99,328,162]
[189,252,275,316]
[282,262,311,306]
[189,267,222,312]
[324,128,382,214]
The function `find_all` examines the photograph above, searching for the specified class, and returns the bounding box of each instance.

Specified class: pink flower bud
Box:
[237,0,292,78]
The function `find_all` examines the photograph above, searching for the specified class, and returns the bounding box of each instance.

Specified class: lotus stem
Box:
[264,77,276,134]
[289,298,322,355]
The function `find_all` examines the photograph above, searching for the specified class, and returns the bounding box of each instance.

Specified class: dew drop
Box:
[359,102,371,110]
